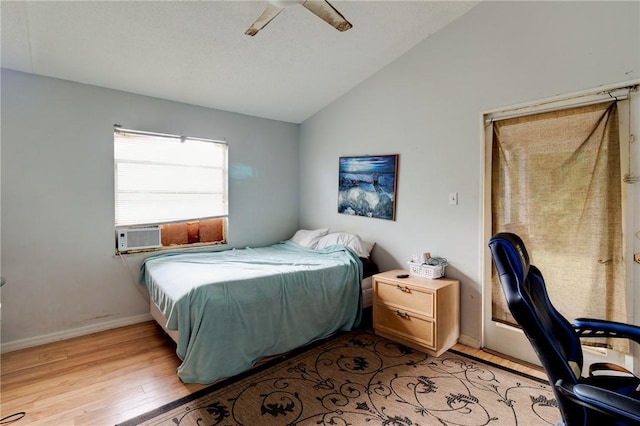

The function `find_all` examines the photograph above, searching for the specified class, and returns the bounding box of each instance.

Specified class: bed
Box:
[141,230,376,384]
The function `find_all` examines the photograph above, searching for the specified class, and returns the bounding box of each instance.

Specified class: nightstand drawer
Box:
[374,304,435,349]
[375,280,434,318]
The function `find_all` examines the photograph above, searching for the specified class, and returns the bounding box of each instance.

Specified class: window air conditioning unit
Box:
[117,226,162,252]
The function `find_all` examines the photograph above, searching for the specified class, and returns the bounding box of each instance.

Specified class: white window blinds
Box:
[114,128,228,227]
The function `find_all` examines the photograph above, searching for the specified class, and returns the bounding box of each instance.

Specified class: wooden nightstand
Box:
[373,269,460,357]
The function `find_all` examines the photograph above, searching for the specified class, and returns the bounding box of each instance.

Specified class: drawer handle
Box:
[396,310,410,319]
[396,284,411,293]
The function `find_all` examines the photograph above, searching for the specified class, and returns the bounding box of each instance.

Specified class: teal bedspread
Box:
[140,240,362,384]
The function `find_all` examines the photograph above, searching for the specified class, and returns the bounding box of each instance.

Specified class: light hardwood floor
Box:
[1,321,547,426]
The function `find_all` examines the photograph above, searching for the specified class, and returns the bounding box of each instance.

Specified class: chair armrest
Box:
[556,380,640,423]
[573,318,640,345]
[589,362,635,377]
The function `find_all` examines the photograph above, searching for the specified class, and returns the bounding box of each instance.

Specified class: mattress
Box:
[360,256,378,309]
[152,274,375,342]
[362,276,373,308]
[141,241,362,383]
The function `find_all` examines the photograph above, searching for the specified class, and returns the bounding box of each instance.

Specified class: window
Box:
[483,83,638,362]
[490,101,626,349]
[114,127,228,252]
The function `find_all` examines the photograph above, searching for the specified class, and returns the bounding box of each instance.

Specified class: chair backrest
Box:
[488,232,586,424]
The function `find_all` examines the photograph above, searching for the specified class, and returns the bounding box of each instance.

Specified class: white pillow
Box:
[316,232,375,258]
[359,240,376,258]
[316,232,358,250]
[290,228,329,249]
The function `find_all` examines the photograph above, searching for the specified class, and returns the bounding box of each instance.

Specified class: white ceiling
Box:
[1,1,478,123]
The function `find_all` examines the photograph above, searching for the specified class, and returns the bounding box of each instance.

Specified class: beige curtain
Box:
[491,101,627,352]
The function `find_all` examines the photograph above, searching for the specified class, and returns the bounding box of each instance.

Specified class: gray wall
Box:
[2,1,638,351]
[299,1,640,345]
[1,69,299,347]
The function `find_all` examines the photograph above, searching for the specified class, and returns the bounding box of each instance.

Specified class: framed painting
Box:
[338,154,398,220]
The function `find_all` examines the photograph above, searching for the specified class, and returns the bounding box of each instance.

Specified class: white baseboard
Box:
[458,333,481,349]
[0,313,152,354]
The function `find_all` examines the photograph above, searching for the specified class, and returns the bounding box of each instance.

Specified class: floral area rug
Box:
[118,330,559,425]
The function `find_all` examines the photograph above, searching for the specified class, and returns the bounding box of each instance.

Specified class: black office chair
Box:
[488,232,640,426]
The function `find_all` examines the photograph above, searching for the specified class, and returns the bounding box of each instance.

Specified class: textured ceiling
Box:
[1,1,478,123]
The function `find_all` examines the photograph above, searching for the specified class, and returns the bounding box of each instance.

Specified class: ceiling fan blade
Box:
[245,4,284,36]
[302,0,352,32]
